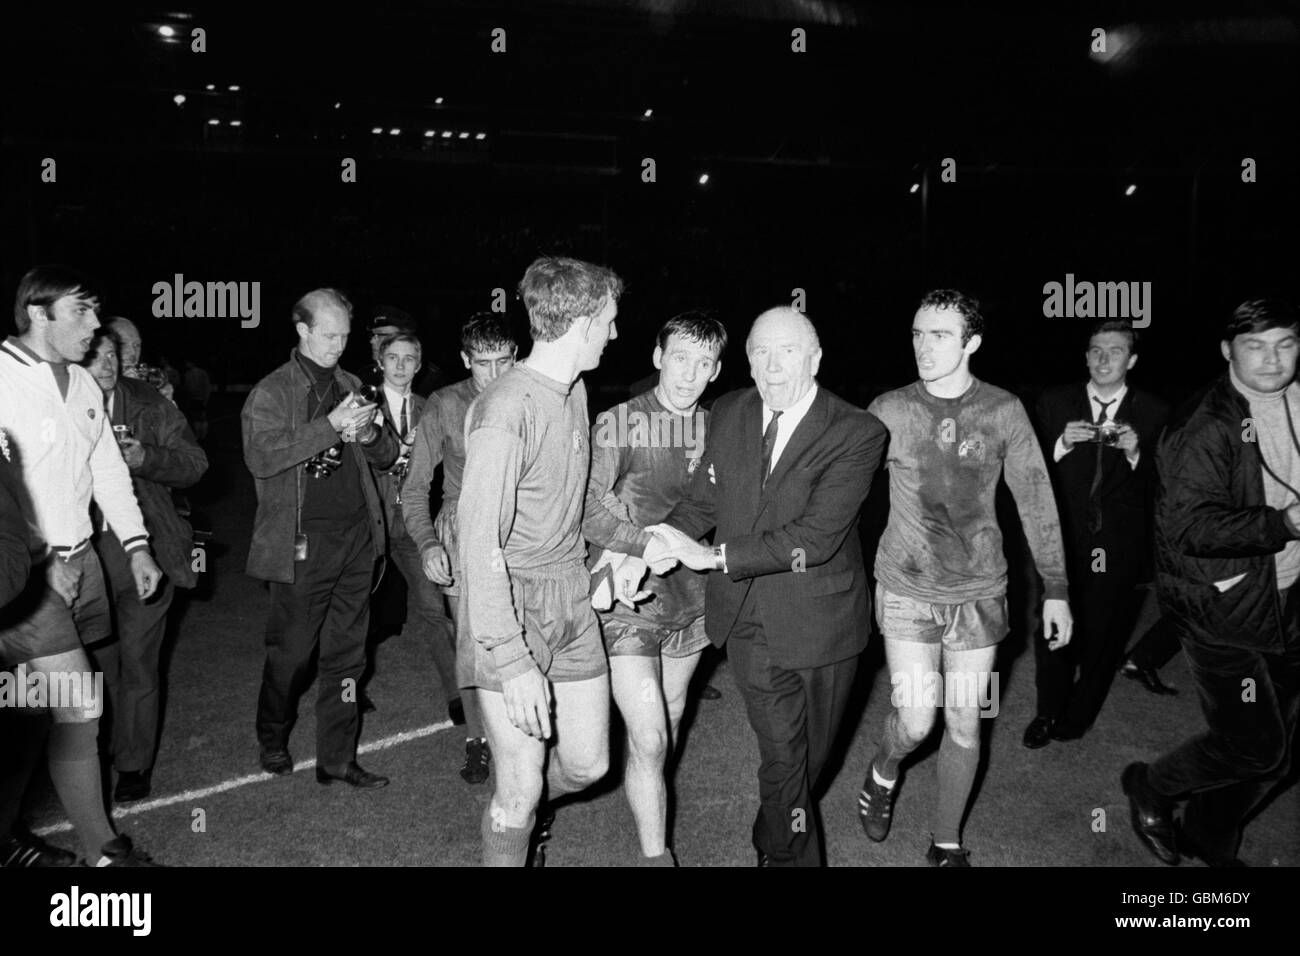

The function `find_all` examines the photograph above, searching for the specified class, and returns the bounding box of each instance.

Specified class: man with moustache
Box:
[583,310,727,865]
[855,290,1072,866]
[1123,299,1300,867]
[648,305,885,867]
[1025,321,1168,747]
[402,313,518,784]
[242,288,398,788]
[83,331,208,802]
[0,265,163,866]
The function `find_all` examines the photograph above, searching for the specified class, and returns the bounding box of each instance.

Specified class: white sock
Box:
[935,842,961,850]
[872,765,895,789]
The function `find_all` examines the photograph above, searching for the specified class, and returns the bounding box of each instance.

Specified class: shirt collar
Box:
[1086,381,1126,411]
[765,381,818,425]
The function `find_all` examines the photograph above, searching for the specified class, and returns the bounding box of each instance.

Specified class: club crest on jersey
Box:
[87,408,96,419]
[708,462,716,484]
[958,433,987,462]
[686,456,701,476]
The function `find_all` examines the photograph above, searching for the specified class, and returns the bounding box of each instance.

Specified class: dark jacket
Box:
[1035,383,1168,577]
[0,438,33,608]
[98,377,209,589]
[372,391,426,540]
[242,351,398,583]
[665,385,886,670]
[1155,373,1300,652]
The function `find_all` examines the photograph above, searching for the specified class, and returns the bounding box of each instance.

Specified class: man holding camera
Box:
[242,288,398,788]
[1025,320,1168,747]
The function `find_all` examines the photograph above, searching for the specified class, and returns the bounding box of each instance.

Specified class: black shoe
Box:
[88,834,160,867]
[857,764,900,842]
[926,838,971,867]
[1121,762,1179,865]
[528,805,556,867]
[1121,660,1178,695]
[114,769,152,803]
[1,830,76,868]
[699,684,722,701]
[259,746,294,776]
[316,762,389,789]
[460,737,490,784]
[448,697,466,726]
[1178,823,1246,868]
[1049,720,1087,742]
[1022,716,1056,749]
[360,691,377,714]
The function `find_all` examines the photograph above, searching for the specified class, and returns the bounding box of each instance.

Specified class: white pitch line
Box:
[32,720,454,837]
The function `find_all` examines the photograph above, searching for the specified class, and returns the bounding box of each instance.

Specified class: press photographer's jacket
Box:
[242,350,397,583]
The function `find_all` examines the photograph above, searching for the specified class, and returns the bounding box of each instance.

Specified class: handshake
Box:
[589,524,719,611]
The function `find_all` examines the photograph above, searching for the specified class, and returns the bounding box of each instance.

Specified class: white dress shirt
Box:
[383,384,412,438]
[762,382,819,477]
[1054,381,1139,469]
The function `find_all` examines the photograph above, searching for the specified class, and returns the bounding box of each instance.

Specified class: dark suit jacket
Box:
[1035,384,1168,575]
[98,377,209,589]
[665,384,887,670]
[0,442,33,608]
[374,390,426,537]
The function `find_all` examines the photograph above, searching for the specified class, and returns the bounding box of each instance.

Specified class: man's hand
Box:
[1115,423,1139,457]
[501,666,553,740]
[118,437,146,470]
[1043,598,1073,651]
[328,394,377,437]
[129,551,163,600]
[46,557,83,608]
[646,524,715,571]
[610,554,652,609]
[1061,421,1096,452]
[642,533,679,575]
[421,544,452,586]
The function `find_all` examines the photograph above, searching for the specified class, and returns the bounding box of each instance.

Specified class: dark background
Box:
[3,1,1298,407]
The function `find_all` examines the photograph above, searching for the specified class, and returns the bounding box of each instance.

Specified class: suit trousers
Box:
[256,521,372,768]
[728,598,858,867]
[90,532,175,772]
[1147,606,1300,861]
[1034,545,1139,728]
[387,529,459,704]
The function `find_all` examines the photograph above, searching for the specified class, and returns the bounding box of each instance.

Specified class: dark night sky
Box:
[3,2,1298,407]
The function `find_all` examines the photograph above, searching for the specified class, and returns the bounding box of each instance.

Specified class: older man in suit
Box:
[649,306,886,867]
[1026,320,1168,747]
[84,330,208,802]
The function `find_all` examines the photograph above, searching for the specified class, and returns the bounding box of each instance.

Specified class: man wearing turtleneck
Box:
[242,287,398,790]
[1123,299,1300,868]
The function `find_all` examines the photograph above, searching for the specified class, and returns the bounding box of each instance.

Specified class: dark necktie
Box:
[1088,397,1116,533]
[761,410,783,489]
[399,396,408,439]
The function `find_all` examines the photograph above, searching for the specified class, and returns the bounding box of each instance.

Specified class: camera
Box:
[112,424,134,444]
[353,383,382,408]
[1089,421,1121,447]
[305,444,344,478]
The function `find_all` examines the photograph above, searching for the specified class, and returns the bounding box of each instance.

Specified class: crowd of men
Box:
[0,259,1296,868]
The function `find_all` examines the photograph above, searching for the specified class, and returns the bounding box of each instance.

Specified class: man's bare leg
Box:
[875,638,942,781]
[611,655,670,856]
[477,686,545,866]
[545,674,610,798]
[661,648,703,748]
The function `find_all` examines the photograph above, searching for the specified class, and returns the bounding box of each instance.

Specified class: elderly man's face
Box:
[86,337,119,394]
[112,322,142,369]
[747,310,820,411]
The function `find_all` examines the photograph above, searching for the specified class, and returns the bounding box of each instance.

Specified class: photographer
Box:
[1025,320,1168,748]
[241,288,397,789]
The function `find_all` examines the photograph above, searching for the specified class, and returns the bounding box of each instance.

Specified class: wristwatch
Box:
[712,545,727,572]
